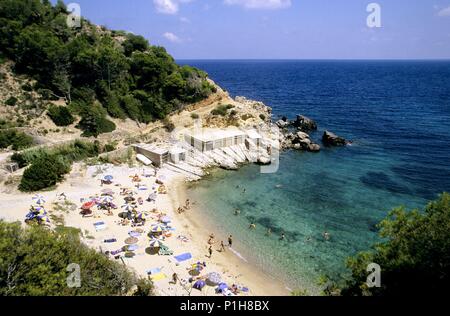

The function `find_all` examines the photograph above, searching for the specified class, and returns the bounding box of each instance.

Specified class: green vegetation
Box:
[19,153,70,191]
[5,96,18,106]
[0,221,153,295]
[0,0,215,137]
[47,105,75,126]
[0,128,33,150]
[190,113,199,119]
[13,139,116,191]
[11,139,113,168]
[211,104,234,116]
[259,114,266,120]
[340,193,450,296]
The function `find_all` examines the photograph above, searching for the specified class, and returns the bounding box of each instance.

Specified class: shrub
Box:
[5,96,18,106]
[230,110,237,117]
[211,104,234,116]
[259,114,266,120]
[11,139,104,168]
[341,193,450,296]
[77,112,116,137]
[0,129,33,150]
[163,117,175,132]
[190,113,199,119]
[47,105,75,126]
[19,154,71,192]
[0,221,153,296]
[241,114,254,121]
[21,83,33,91]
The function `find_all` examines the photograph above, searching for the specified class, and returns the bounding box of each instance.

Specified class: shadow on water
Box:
[360,171,412,195]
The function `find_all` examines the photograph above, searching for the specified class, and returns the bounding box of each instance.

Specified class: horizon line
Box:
[176,58,450,61]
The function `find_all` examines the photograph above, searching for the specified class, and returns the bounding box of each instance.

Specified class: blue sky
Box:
[55,0,450,59]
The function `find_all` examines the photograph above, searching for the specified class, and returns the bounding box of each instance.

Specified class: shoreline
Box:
[0,162,291,296]
[169,177,291,296]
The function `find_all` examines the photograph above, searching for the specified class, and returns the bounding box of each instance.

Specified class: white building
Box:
[184,128,246,152]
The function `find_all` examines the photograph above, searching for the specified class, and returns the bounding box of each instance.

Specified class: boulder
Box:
[293,115,317,132]
[307,143,321,152]
[296,131,310,140]
[276,119,290,128]
[322,131,346,147]
[293,143,301,150]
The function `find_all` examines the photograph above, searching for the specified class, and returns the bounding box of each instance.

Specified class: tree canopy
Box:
[0,220,153,296]
[341,193,450,296]
[0,0,216,136]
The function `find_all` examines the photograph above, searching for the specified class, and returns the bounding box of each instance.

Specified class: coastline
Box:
[169,178,291,296]
[0,161,290,296]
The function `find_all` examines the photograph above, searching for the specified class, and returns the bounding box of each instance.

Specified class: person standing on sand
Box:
[228,235,233,247]
[208,245,213,258]
[220,241,226,252]
[172,273,178,285]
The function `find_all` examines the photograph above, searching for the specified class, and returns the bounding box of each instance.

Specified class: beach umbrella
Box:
[207,272,222,285]
[101,188,114,196]
[126,244,139,251]
[121,204,135,212]
[135,212,146,221]
[160,216,171,223]
[193,280,206,290]
[124,237,139,245]
[32,194,46,205]
[82,201,96,210]
[100,196,113,204]
[149,238,162,248]
[103,175,114,181]
[147,193,157,202]
[150,224,165,233]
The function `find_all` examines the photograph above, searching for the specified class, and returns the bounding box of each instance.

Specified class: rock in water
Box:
[294,115,318,132]
[322,131,346,146]
[307,143,321,152]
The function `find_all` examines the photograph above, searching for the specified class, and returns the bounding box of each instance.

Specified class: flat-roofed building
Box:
[245,129,263,148]
[184,128,246,152]
[133,144,169,167]
[169,147,187,164]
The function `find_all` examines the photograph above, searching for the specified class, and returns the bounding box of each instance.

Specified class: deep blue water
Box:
[179,60,450,291]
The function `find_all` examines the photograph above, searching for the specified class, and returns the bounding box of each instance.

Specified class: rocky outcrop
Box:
[275,118,290,129]
[293,115,317,132]
[322,131,346,147]
[282,131,320,152]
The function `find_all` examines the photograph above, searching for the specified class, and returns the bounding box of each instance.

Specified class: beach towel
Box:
[94,222,107,231]
[146,267,162,275]
[150,272,167,282]
[174,252,192,263]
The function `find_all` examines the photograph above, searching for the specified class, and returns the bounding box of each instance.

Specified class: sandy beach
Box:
[0,161,290,296]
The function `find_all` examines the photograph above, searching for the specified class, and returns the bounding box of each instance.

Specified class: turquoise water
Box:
[180,60,450,291]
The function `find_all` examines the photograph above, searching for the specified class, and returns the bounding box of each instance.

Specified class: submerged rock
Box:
[322,131,346,146]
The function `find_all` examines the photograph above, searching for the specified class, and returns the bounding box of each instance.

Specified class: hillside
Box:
[0,0,216,138]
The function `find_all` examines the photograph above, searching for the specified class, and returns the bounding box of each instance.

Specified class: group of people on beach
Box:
[206,233,233,258]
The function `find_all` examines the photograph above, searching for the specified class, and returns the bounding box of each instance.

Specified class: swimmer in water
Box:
[266,228,272,236]
[280,233,286,241]
[249,223,256,230]
[234,209,241,216]
[323,231,330,241]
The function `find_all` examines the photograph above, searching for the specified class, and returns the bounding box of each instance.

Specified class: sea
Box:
[178,60,450,292]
